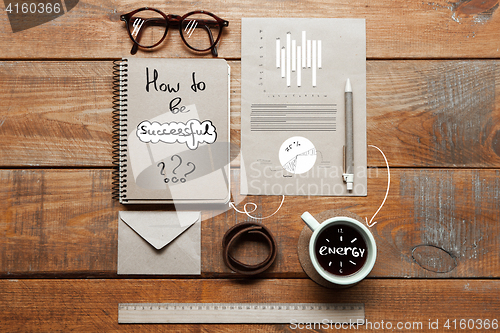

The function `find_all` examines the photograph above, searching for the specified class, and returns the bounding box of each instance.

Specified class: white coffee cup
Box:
[301,211,377,286]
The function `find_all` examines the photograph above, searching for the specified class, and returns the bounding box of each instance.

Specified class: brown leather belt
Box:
[222,222,277,275]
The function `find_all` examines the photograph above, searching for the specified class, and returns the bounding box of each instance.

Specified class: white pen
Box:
[343,78,354,191]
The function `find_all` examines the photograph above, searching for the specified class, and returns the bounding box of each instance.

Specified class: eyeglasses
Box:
[120,8,229,56]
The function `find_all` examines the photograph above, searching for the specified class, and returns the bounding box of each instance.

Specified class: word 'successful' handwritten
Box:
[137,119,217,150]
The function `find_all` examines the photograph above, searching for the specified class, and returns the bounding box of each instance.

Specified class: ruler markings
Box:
[118,302,364,324]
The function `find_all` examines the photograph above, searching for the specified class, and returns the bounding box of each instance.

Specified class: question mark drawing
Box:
[169,155,183,183]
[181,162,196,183]
[171,155,182,175]
[157,155,196,184]
[157,161,166,175]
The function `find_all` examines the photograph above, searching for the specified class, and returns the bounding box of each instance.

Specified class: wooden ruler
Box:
[118,302,364,324]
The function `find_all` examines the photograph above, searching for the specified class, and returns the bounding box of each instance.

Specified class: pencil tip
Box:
[345,78,352,92]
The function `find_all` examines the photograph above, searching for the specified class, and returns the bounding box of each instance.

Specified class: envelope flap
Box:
[119,211,201,250]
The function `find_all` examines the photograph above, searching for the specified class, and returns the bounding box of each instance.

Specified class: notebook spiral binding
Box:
[112,59,128,202]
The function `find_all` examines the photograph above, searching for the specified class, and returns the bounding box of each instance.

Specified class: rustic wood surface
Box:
[1,168,499,278]
[1,279,499,332]
[1,0,499,331]
[1,0,500,59]
[1,60,499,168]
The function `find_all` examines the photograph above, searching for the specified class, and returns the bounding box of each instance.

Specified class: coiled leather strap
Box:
[222,222,277,275]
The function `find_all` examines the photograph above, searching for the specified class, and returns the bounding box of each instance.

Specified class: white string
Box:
[230,146,389,223]
[229,195,285,220]
[365,145,390,228]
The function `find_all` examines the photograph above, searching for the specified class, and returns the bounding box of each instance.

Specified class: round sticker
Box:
[279,136,317,174]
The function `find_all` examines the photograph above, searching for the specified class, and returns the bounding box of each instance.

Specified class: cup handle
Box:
[301,211,321,231]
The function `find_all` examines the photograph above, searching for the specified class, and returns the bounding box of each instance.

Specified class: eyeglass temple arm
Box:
[199,19,227,57]
[201,25,218,57]
[129,17,167,55]
[206,20,228,57]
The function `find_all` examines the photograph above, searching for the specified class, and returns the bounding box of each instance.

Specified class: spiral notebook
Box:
[112,58,231,204]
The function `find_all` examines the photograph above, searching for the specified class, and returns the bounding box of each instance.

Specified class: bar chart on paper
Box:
[251,23,330,96]
[275,31,322,88]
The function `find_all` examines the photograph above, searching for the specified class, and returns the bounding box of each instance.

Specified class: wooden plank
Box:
[1,0,500,59]
[0,61,114,167]
[0,168,498,278]
[367,60,500,168]
[1,60,499,168]
[0,279,498,332]
[0,169,119,275]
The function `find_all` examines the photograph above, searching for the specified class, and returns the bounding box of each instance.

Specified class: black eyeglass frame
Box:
[120,7,229,56]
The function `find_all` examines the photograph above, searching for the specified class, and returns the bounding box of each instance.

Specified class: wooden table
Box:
[1,0,499,331]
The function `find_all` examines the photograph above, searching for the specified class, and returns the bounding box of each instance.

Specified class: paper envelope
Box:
[117,211,201,275]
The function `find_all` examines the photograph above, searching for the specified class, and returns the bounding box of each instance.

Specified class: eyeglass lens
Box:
[129,10,167,48]
[181,13,221,51]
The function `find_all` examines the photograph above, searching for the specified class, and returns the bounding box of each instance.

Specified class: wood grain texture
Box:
[0,61,114,167]
[1,0,499,329]
[1,60,499,168]
[0,169,119,275]
[1,0,500,59]
[0,279,498,332]
[0,168,498,278]
[367,60,500,167]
